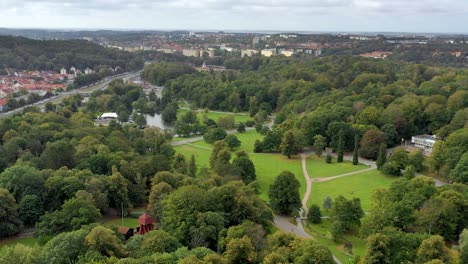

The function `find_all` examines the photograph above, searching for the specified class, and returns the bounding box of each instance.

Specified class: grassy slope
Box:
[307,169,398,210]
[306,155,369,178]
[0,237,39,248]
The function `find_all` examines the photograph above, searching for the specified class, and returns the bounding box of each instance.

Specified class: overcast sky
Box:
[1,0,467,33]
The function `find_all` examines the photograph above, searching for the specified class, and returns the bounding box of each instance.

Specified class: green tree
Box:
[0,244,39,264]
[326,154,332,163]
[204,128,227,144]
[449,151,468,183]
[416,235,452,264]
[237,122,246,133]
[225,134,241,150]
[253,139,263,153]
[353,134,359,165]
[210,140,230,168]
[313,135,327,157]
[140,230,181,255]
[188,155,197,177]
[40,140,76,169]
[232,153,256,184]
[323,196,332,211]
[337,130,344,163]
[408,149,424,172]
[331,195,364,230]
[19,194,43,226]
[85,226,126,257]
[0,188,22,238]
[40,228,89,264]
[459,229,468,264]
[268,171,301,214]
[173,153,188,174]
[360,129,385,160]
[107,167,130,216]
[224,235,256,264]
[280,129,306,158]
[308,204,322,224]
[376,143,387,170]
[361,233,391,264]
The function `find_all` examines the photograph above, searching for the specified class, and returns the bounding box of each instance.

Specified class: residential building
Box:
[261,49,276,57]
[183,49,200,57]
[60,68,67,75]
[411,135,437,155]
[241,49,258,57]
[359,51,392,59]
[84,68,93,74]
[280,49,295,57]
[0,98,6,111]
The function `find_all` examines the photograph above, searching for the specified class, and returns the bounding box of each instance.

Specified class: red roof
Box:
[0,98,7,106]
[138,213,154,225]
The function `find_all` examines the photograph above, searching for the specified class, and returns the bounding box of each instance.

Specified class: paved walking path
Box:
[273,214,343,264]
[301,154,313,214]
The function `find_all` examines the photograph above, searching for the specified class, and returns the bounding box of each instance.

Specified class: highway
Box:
[0,70,142,119]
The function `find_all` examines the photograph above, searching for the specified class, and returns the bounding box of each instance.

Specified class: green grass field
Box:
[305,221,366,263]
[0,236,39,248]
[250,153,305,201]
[103,217,139,228]
[307,169,398,211]
[306,155,369,178]
[173,143,211,169]
[177,109,253,125]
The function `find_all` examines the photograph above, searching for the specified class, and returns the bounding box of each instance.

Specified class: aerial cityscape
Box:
[0,1,467,264]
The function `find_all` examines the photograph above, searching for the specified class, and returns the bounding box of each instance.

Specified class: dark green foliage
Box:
[253,139,263,153]
[313,135,327,157]
[142,62,196,86]
[326,154,332,163]
[0,188,22,238]
[204,128,227,144]
[161,102,179,124]
[237,122,246,133]
[337,130,345,163]
[225,134,241,150]
[353,134,359,165]
[19,194,44,226]
[361,233,391,264]
[376,143,387,170]
[188,155,197,177]
[232,153,256,184]
[268,171,301,214]
[308,204,322,224]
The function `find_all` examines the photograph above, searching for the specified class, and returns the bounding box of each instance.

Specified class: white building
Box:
[411,135,437,155]
[60,68,67,75]
[261,49,277,57]
[99,112,118,120]
[84,68,93,75]
[182,49,200,57]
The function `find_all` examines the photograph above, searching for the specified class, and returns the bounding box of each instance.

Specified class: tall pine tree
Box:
[337,130,344,163]
[353,134,359,165]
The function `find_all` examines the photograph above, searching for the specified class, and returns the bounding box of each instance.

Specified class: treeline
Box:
[0,35,144,71]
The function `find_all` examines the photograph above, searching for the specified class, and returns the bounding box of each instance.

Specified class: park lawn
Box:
[0,236,39,248]
[250,153,305,201]
[177,109,253,124]
[307,169,398,211]
[174,143,211,169]
[304,220,366,263]
[306,155,369,178]
[235,130,264,153]
[103,217,139,228]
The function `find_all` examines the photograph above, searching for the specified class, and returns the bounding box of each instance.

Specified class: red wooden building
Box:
[136,213,154,235]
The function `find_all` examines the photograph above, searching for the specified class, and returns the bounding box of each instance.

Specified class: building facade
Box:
[411,135,437,155]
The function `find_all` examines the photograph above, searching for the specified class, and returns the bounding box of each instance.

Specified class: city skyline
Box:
[1,0,468,34]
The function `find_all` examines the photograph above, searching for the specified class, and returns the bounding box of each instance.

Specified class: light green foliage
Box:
[84,225,126,258]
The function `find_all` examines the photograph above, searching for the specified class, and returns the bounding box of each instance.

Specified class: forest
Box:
[0,36,144,72]
[0,54,466,263]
